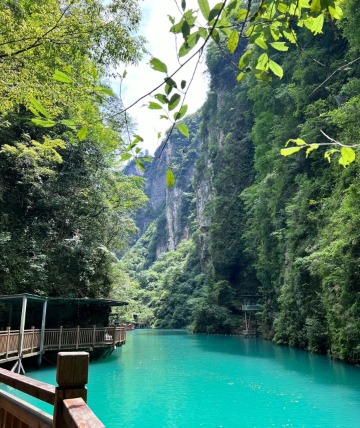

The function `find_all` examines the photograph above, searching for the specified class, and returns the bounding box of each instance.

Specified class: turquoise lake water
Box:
[4,330,360,427]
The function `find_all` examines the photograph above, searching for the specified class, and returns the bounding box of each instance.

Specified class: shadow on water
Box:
[146,329,360,394]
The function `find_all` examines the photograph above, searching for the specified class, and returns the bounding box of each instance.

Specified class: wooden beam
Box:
[0,389,52,428]
[0,368,55,405]
[53,352,89,428]
[63,397,105,428]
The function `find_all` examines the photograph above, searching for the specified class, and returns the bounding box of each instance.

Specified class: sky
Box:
[116,0,215,154]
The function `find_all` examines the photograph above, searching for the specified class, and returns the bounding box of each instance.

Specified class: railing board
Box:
[0,368,55,405]
[63,397,105,428]
[0,389,52,428]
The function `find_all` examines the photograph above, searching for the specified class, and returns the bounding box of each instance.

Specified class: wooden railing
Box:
[0,352,104,427]
[0,326,126,363]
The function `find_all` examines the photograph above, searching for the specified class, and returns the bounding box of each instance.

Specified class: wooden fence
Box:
[0,352,104,427]
[0,326,126,363]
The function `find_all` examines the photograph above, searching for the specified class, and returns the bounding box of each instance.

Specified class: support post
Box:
[5,327,10,359]
[112,325,117,347]
[76,326,80,349]
[13,296,27,374]
[38,299,48,366]
[53,352,89,428]
[92,325,96,347]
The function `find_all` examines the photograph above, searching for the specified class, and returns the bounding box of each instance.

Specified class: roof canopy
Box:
[0,293,128,307]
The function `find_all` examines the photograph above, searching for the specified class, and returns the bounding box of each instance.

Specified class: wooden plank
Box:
[0,389,52,428]
[63,398,105,428]
[0,368,55,405]
[53,352,89,428]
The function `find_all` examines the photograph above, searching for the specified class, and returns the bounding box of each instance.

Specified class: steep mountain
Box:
[121,2,360,364]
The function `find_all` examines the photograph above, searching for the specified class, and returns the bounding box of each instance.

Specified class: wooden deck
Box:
[0,326,126,364]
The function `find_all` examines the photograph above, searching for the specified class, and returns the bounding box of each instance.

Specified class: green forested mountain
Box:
[122,0,360,364]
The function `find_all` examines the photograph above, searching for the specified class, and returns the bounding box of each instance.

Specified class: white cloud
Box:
[115,0,215,154]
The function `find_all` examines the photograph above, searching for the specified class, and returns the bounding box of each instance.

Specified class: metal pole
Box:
[15,295,27,374]
[38,299,47,366]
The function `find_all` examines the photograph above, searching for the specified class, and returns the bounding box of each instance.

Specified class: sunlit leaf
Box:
[268,59,283,78]
[120,153,132,161]
[198,0,210,20]
[150,57,168,73]
[53,70,73,83]
[208,2,223,22]
[339,147,356,167]
[174,105,188,121]
[149,101,162,110]
[29,98,50,118]
[270,42,288,51]
[77,126,88,141]
[166,169,176,187]
[306,144,319,158]
[177,123,190,138]
[31,118,56,128]
[155,94,169,104]
[227,30,239,54]
[95,86,114,96]
[281,147,302,156]
[286,138,307,147]
[239,49,253,69]
[60,119,76,130]
[310,14,324,35]
[168,94,181,111]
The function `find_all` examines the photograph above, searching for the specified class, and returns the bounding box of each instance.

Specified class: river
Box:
[4,330,360,427]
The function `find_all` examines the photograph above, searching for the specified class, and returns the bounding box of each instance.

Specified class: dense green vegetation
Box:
[0,0,147,298]
[123,0,360,364]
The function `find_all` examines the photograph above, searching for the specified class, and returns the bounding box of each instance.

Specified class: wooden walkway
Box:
[0,326,126,365]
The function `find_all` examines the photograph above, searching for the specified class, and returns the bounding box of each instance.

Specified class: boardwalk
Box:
[0,326,126,364]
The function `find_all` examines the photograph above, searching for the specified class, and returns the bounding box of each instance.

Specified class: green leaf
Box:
[60,119,76,130]
[149,101,163,110]
[270,42,289,51]
[208,2,223,22]
[181,0,186,11]
[168,94,181,111]
[310,0,321,13]
[237,72,245,82]
[95,86,114,96]
[268,59,283,78]
[235,8,248,21]
[339,147,356,167]
[281,147,302,156]
[286,138,307,147]
[135,159,145,172]
[256,53,269,71]
[306,144,319,158]
[29,97,50,118]
[254,35,268,50]
[155,94,169,104]
[198,0,210,20]
[310,14,324,35]
[120,153,132,162]
[174,105,188,121]
[31,118,56,128]
[177,123,190,138]
[227,30,239,54]
[181,80,187,89]
[53,70,73,83]
[166,169,176,187]
[282,28,297,44]
[150,57,168,73]
[239,49,253,69]
[77,126,88,141]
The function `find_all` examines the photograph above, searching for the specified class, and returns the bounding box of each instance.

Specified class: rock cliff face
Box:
[126,113,201,261]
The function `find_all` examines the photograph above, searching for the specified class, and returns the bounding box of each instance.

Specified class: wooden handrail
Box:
[63,398,105,428]
[0,352,104,427]
[0,367,55,404]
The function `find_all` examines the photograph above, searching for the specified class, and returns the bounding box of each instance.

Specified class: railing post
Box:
[92,325,96,347]
[113,325,117,347]
[53,352,89,428]
[58,326,63,350]
[76,326,80,349]
[5,327,10,359]
[31,326,35,353]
